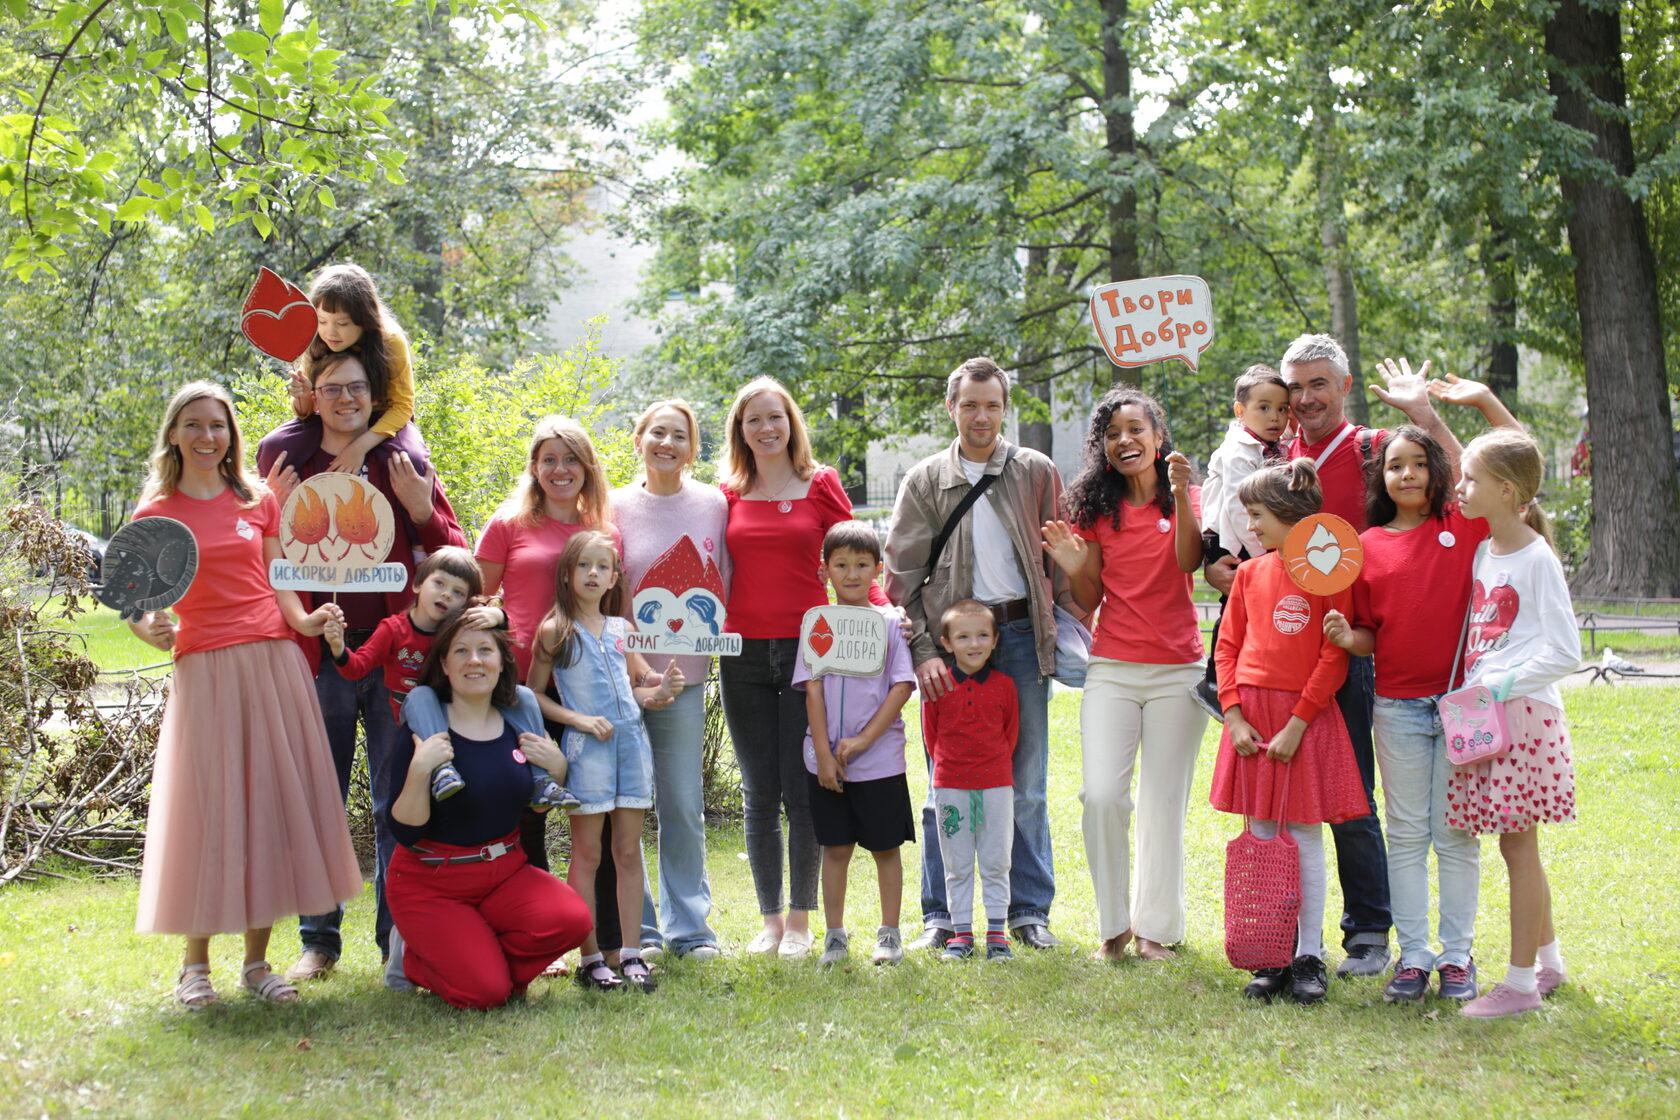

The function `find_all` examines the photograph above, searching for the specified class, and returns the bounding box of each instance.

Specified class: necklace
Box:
[762,468,799,514]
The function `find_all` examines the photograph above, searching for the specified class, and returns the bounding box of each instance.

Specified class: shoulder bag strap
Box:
[922,446,1018,588]
[1444,540,1489,691]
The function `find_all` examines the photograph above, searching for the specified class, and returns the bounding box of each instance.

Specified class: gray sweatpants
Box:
[934,786,1013,927]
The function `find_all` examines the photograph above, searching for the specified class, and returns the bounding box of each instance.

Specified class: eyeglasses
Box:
[316,382,371,401]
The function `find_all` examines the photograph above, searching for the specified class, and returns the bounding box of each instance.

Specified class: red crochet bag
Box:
[1223,764,1300,971]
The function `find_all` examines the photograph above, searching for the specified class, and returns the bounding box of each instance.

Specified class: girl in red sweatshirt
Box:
[1209,458,1368,1005]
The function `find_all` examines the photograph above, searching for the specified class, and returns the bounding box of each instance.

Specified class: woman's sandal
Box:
[618,955,658,994]
[573,958,624,992]
[242,960,301,1003]
[175,963,220,1009]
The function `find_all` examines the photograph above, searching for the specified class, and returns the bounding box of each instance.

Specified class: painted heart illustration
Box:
[807,614,834,658]
[667,619,684,633]
[1465,579,1520,673]
[241,267,317,361]
[1304,523,1342,575]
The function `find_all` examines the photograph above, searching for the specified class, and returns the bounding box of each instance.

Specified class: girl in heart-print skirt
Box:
[1443,698,1576,835]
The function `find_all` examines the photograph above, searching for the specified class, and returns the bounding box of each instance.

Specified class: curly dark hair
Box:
[1366,424,1453,527]
[1062,388,1176,530]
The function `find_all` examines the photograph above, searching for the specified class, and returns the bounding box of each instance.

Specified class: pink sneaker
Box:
[1460,982,1542,1018]
[1536,966,1565,997]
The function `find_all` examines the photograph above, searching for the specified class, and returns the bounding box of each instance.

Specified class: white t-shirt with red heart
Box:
[1462,537,1581,710]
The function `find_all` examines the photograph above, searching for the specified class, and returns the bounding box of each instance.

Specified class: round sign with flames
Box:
[279,474,395,570]
[1281,513,1364,597]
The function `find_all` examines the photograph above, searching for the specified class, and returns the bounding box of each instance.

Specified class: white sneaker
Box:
[684,945,722,962]
[818,929,849,967]
[746,928,780,955]
[638,943,666,961]
[779,928,814,959]
[872,926,903,966]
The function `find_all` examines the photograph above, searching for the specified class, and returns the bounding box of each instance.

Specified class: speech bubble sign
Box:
[621,536,742,657]
[97,517,199,621]
[272,474,397,591]
[1089,274,1215,370]
[799,605,888,679]
[241,267,317,362]
[1281,513,1364,596]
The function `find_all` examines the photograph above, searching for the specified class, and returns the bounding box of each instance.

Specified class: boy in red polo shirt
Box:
[921,599,1019,962]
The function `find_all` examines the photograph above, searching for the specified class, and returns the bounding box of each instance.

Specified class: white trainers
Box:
[872,926,903,966]
[746,928,780,955]
[779,928,814,959]
[817,929,849,966]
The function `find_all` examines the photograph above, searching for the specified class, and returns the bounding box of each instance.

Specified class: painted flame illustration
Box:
[335,486,381,558]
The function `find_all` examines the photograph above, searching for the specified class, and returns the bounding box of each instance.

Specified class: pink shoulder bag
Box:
[1439,561,1510,766]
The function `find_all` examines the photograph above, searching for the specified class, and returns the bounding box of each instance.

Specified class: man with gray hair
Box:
[885,357,1079,951]
[1207,332,1452,982]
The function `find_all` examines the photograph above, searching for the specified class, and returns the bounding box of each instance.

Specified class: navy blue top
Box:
[383,721,531,849]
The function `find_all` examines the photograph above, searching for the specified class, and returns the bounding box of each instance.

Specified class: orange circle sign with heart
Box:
[1282,513,1363,596]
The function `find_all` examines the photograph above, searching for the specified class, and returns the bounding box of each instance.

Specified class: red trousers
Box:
[387,833,592,1009]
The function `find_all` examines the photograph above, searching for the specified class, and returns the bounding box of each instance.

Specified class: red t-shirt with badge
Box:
[1351,505,1490,699]
[132,488,292,659]
[1074,498,1203,665]
[1289,422,1386,532]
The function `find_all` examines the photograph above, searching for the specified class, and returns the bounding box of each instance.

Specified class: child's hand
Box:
[816,752,845,793]
[298,603,343,638]
[1322,609,1353,650]
[1226,709,1264,757]
[1166,450,1193,495]
[287,367,314,406]
[656,663,685,700]
[575,714,614,741]
[1040,520,1089,574]
[323,615,346,656]
[519,731,565,776]
[835,735,870,764]
[1266,718,1307,762]
[1426,371,1491,408]
[412,731,454,773]
[461,605,503,630]
[325,447,367,475]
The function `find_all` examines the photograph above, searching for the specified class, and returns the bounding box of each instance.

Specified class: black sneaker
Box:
[1243,967,1289,1002]
[1188,676,1225,723]
[1289,955,1329,1004]
[1334,942,1392,978]
[1383,965,1431,1003]
[1436,960,1478,1002]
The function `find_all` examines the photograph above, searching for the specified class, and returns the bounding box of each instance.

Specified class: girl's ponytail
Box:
[1524,500,1557,554]
[1287,456,1320,494]
[1237,456,1323,525]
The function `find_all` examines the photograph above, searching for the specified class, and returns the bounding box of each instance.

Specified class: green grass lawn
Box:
[2,686,1676,1118]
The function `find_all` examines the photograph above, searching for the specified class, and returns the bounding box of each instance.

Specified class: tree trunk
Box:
[835,391,867,506]
[1311,80,1364,424]
[1100,0,1140,390]
[1019,245,1053,454]
[1546,0,1680,597]
[1485,213,1519,405]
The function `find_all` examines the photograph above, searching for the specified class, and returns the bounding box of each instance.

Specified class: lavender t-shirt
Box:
[793,607,916,781]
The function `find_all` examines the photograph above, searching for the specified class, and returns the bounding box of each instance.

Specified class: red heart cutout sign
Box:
[241,267,317,361]
[807,614,834,658]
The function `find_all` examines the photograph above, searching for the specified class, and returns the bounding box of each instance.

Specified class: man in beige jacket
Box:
[885,356,1076,951]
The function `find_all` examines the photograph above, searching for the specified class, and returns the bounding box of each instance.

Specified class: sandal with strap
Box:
[618,955,658,993]
[242,960,301,1004]
[573,958,624,992]
[175,963,220,1009]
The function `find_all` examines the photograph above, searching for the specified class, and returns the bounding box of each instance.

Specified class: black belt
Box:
[412,840,517,866]
[986,598,1031,624]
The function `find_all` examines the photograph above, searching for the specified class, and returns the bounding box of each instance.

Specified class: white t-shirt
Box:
[1462,537,1581,710]
[958,454,1028,604]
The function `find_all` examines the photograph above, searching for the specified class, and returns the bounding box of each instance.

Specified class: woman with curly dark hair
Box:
[1042,388,1207,965]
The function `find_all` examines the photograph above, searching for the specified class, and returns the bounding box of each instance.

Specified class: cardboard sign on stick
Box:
[269,475,407,592]
[1281,513,1364,597]
[241,267,317,362]
[1089,274,1215,370]
[98,517,198,621]
[621,537,741,656]
[799,605,888,679]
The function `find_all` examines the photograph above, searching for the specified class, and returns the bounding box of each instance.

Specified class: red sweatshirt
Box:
[1215,551,1351,724]
[335,611,435,722]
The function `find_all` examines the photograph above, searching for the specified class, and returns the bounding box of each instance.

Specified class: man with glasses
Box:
[256,352,466,984]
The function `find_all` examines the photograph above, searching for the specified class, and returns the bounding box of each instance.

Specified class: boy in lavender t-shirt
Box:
[793,521,916,968]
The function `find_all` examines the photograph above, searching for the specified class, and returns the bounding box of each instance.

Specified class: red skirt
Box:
[1209,685,1368,825]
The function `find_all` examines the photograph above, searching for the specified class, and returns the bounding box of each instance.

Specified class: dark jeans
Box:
[298,653,398,961]
[1328,653,1392,948]
[719,637,819,914]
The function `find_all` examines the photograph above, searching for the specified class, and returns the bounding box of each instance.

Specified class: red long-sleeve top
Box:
[1215,551,1350,725]
[334,611,435,723]
[920,667,1018,790]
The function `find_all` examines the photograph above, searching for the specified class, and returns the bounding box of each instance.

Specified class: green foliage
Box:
[233,319,636,537]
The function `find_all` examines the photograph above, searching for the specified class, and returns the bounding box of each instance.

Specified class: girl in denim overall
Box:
[528,531,683,992]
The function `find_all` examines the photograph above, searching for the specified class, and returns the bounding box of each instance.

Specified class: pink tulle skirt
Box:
[135,640,364,936]
[1209,685,1369,825]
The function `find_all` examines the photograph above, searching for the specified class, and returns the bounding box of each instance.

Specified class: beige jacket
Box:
[884,437,1078,675]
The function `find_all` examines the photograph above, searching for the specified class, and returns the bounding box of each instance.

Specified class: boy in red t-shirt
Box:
[920,599,1019,962]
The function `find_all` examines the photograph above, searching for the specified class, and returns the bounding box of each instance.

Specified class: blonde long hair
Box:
[718,377,818,494]
[1462,429,1556,552]
[632,398,702,474]
[496,415,611,529]
[140,381,263,508]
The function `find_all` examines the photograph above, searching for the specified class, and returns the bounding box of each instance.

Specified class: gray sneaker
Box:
[1335,943,1393,978]
[872,926,903,966]
[818,929,849,967]
[908,926,952,951]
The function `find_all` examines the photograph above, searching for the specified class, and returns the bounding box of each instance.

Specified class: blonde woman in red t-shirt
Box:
[126,382,362,1008]
[1041,388,1206,966]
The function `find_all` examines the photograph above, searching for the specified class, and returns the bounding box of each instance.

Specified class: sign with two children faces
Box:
[800,606,888,678]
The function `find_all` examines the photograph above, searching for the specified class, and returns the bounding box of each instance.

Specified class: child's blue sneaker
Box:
[529,779,578,810]
[940,934,975,962]
[431,763,466,801]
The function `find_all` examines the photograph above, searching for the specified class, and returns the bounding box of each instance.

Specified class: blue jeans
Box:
[298,656,398,961]
[1328,654,1393,948]
[920,618,1054,930]
[1373,695,1479,969]
[639,683,718,952]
